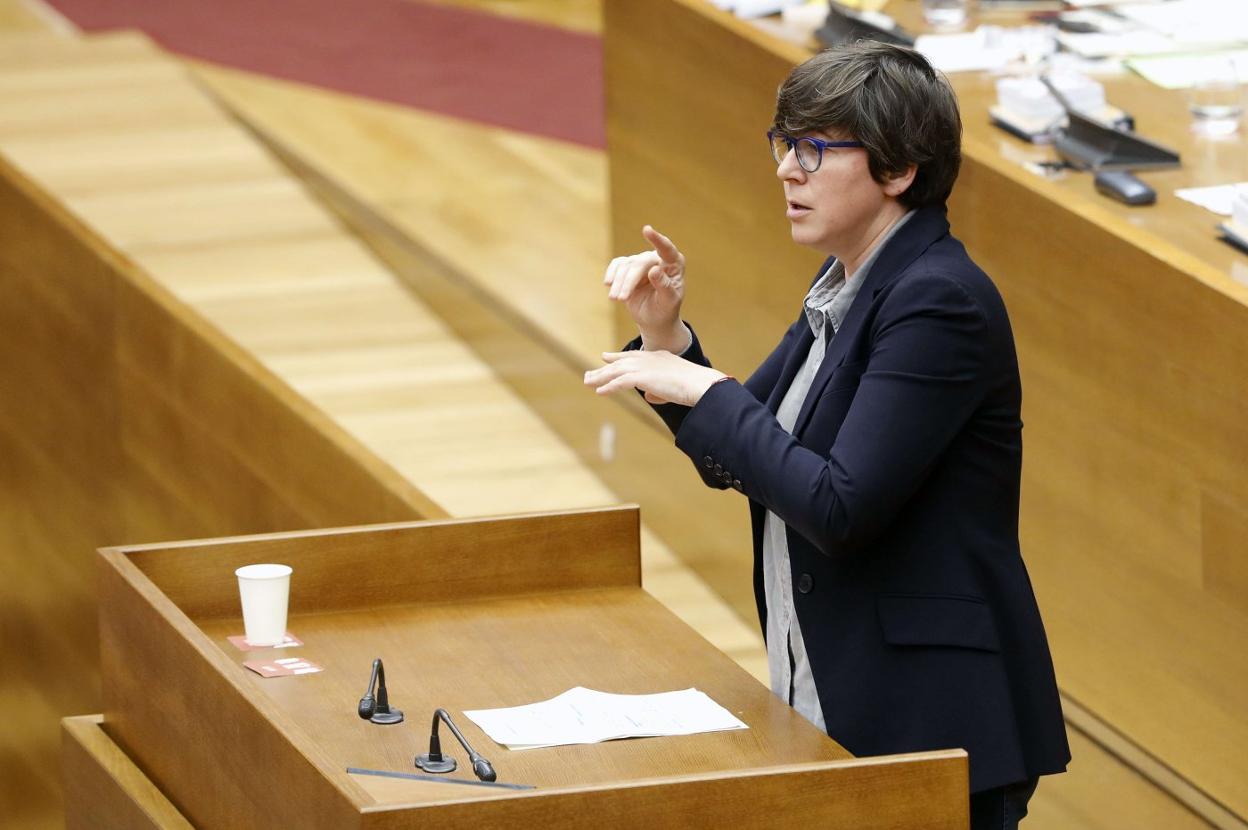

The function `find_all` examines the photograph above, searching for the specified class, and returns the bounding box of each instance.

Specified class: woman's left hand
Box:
[584,350,727,406]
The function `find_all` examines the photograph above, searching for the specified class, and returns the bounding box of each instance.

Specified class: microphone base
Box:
[415,753,457,774]
[370,709,404,725]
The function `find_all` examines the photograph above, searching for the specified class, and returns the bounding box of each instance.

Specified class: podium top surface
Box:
[198,587,847,807]
[98,507,908,828]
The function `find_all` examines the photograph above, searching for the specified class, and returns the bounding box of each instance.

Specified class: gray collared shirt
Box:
[763,211,914,731]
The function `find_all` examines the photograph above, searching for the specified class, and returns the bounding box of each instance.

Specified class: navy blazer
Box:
[636,206,1070,793]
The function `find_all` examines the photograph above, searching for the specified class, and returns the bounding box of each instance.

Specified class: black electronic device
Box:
[1039,76,1180,172]
[415,708,497,782]
[357,658,404,725]
[816,5,914,47]
[1054,17,1102,34]
[1094,170,1156,205]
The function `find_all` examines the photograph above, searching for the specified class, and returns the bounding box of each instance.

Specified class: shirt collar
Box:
[802,209,915,338]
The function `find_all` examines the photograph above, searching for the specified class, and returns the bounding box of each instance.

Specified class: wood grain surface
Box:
[0,31,444,826]
[99,511,971,829]
[197,590,842,799]
[61,715,193,830]
[126,505,641,619]
[356,751,969,829]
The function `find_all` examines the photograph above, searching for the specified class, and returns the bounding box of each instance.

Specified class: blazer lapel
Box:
[789,207,951,437]
[789,286,868,437]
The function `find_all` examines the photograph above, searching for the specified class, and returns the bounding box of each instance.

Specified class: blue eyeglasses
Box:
[767,130,864,173]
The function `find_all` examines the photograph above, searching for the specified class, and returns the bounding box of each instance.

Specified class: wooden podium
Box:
[66,506,967,828]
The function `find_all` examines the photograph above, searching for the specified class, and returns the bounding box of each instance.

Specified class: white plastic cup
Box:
[235,564,292,646]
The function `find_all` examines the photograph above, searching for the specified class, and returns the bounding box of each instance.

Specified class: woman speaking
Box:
[584,41,1070,829]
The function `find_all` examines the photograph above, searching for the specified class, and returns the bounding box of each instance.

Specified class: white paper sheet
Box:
[1175,183,1248,216]
[1057,30,1178,58]
[463,687,749,750]
[1061,0,1248,56]
[1114,0,1248,41]
[916,32,1020,73]
[1126,50,1248,89]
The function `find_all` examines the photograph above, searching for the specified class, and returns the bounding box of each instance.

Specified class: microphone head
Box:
[358,695,376,720]
[472,758,496,782]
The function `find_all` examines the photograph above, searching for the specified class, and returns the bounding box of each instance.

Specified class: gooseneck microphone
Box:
[357,658,403,725]
[415,708,497,782]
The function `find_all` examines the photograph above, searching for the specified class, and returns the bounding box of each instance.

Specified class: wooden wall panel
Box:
[952,157,1248,818]
[1203,494,1248,618]
[0,148,126,828]
[361,752,969,830]
[0,152,443,825]
[62,715,193,830]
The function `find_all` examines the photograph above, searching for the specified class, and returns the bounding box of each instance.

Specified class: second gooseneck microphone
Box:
[357,658,403,725]
[415,708,496,782]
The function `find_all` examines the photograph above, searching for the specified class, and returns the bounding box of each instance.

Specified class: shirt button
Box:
[703,456,714,469]
[797,573,814,594]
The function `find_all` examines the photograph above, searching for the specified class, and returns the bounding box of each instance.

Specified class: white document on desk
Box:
[1175,182,1248,216]
[1057,30,1178,58]
[916,32,1018,73]
[1114,0,1248,43]
[1126,50,1248,89]
[463,687,748,750]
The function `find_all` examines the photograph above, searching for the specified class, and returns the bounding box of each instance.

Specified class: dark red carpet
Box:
[45,0,605,148]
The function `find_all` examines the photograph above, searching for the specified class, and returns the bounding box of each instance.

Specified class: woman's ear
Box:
[884,163,918,198]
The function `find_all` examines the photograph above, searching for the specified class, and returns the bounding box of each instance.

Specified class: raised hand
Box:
[602,225,689,353]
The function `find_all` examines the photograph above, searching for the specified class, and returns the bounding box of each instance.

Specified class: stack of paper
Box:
[463,687,749,750]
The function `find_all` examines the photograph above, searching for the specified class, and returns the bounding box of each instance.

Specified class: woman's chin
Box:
[789,227,829,254]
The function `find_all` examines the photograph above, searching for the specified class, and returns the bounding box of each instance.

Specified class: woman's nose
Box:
[776,148,804,182]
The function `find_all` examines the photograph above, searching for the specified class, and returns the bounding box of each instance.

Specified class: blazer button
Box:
[797,573,814,594]
[703,456,714,469]
[714,463,723,476]
[721,471,732,484]
[732,479,743,492]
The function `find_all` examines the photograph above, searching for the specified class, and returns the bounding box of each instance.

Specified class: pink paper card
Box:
[227,632,303,651]
[243,657,324,678]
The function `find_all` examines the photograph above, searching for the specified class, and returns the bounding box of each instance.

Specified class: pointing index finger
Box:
[642,225,681,265]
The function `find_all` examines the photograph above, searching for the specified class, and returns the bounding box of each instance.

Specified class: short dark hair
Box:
[772,42,962,209]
